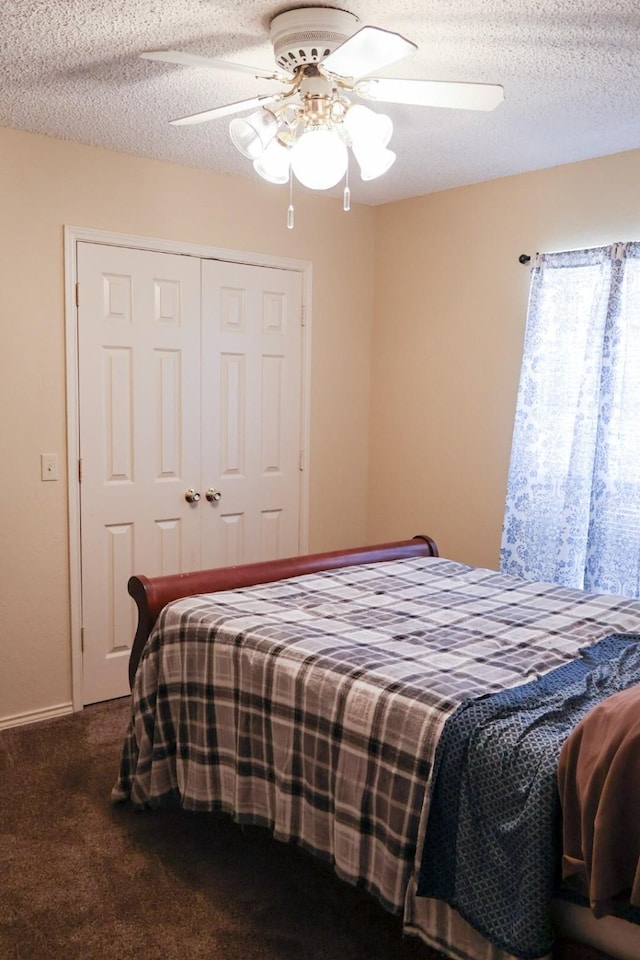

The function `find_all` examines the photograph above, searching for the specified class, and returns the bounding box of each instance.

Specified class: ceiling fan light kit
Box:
[141,5,504,227]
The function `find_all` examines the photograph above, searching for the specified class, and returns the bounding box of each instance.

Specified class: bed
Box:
[114,535,640,960]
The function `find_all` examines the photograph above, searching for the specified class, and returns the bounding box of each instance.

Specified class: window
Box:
[501,243,640,598]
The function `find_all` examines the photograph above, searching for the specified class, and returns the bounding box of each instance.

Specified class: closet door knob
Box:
[184,488,201,503]
[206,488,222,503]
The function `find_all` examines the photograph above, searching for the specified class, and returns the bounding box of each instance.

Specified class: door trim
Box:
[64,226,312,711]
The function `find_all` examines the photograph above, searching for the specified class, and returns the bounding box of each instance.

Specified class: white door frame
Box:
[64,225,312,712]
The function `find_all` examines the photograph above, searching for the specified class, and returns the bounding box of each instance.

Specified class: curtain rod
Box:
[518,254,531,264]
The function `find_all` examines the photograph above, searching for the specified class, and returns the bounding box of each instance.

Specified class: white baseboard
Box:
[0,702,74,732]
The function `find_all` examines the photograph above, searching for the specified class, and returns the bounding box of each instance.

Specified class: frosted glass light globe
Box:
[291,127,348,190]
[345,104,393,147]
[229,109,277,160]
[352,144,396,181]
[253,138,291,184]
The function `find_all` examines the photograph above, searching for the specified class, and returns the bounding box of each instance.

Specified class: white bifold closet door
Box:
[77,242,303,704]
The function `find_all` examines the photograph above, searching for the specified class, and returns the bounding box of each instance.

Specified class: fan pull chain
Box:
[343,157,351,212]
[287,167,295,230]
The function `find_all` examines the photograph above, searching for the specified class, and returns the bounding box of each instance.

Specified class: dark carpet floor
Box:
[0,697,442,960]
[0,698,613,960]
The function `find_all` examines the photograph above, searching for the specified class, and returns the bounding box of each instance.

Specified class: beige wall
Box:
[0,126,375,724]
[3,122,640,726]
[368,149,640,568]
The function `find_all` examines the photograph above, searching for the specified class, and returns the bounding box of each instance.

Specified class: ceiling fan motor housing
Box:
[270,7,359,73]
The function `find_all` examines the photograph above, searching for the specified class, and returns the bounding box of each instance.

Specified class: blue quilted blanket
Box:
[416,633,640,960]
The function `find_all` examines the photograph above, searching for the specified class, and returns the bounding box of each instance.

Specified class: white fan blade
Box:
[170,94,281,126]
[321,26,417,80]
[141,50,283,81]
[356,77,504,111]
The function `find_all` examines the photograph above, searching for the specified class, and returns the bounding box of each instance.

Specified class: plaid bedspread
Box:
[113,556,640,922]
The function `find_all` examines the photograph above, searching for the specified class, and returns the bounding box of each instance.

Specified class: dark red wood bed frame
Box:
[125,533,618,960]
[127,534,438,687]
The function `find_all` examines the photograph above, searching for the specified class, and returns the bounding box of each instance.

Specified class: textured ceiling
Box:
[2,0,639,205]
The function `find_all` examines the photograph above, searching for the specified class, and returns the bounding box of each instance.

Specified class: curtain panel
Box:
[501,242,640,598]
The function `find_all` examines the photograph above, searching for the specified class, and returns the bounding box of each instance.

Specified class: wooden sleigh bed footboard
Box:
[127,534,438,688]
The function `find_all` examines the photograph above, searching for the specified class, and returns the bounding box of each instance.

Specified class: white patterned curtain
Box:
[500,242,640,598]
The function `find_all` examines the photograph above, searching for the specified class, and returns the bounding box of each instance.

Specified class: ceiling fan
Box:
[141,6,504,200]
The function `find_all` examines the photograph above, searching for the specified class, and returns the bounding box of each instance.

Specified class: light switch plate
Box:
[41,453,59,481]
